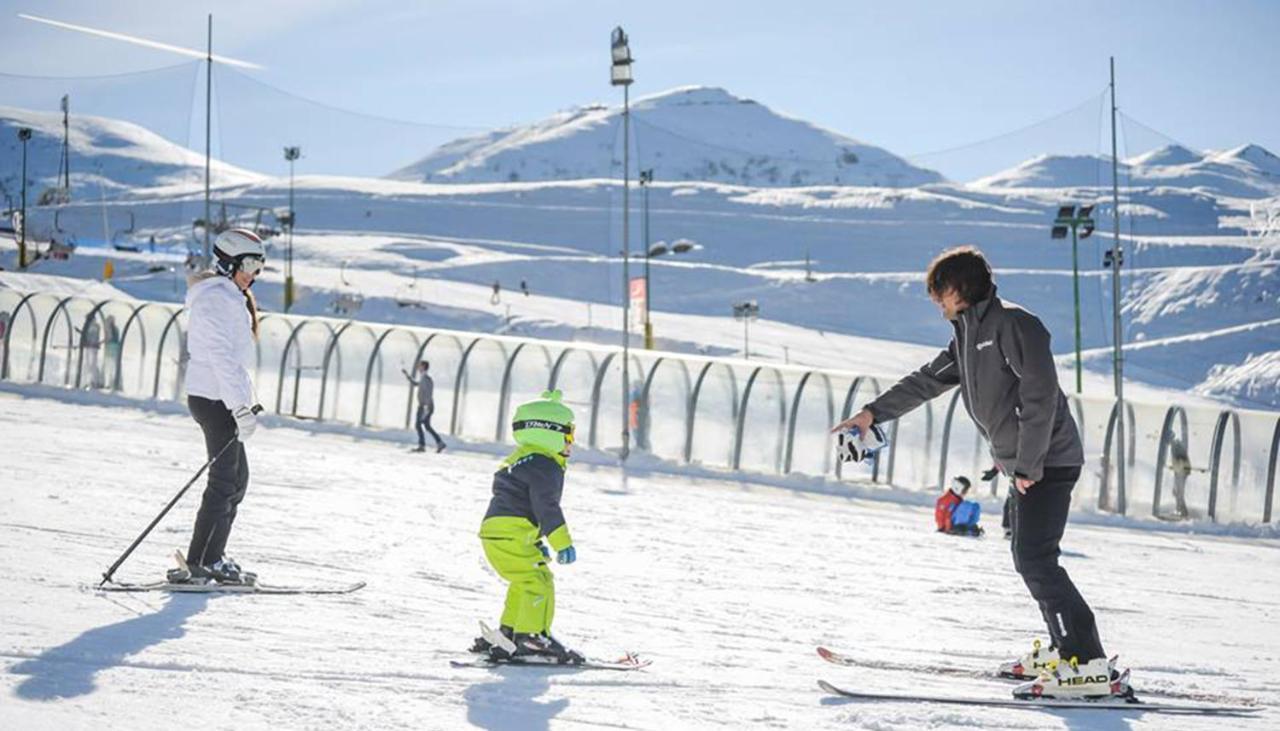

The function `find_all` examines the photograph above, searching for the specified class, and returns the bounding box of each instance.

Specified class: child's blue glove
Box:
[556,546,576,565]
[537,541,550,559]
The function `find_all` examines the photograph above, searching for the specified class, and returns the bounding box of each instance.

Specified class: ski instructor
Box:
[168,228,266,586]
[832,245,1127,700]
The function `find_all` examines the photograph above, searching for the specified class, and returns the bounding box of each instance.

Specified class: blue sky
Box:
[2,0,1277,180]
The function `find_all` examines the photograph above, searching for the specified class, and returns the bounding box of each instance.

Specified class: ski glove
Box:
[981,466,1000,482]
[537,541,551,560]
[233,404,263,441]
[556,546,576,565]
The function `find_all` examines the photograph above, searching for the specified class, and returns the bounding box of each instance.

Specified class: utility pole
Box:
[17,127,32,268]
[1109,56,1127,514]
[640,168,653,349]
[59,94,71,199]
[203,14,213,266]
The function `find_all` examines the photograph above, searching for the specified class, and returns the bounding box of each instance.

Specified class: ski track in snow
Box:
[0,388,1277,729]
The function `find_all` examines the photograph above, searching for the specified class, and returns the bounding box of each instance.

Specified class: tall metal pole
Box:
[642,170,653,349]
[1071,225,1082,394]
[203,14,212,266]
[621,84,631,460]
[1109,56,1127,513]
[18,131,28,268]
[60,95,71,197]
[286,154,295,311]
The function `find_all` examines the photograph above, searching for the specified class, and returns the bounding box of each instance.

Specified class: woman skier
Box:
[167,228,266,585]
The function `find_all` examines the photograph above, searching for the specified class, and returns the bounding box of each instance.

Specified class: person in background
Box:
[403,360,445,453]
[935,476,983,537]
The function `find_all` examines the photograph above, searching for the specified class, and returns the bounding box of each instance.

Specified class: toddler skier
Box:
[472,389,583,664]
[935,476,984,536]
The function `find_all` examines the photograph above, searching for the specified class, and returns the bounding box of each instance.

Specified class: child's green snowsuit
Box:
[479,391,574,635]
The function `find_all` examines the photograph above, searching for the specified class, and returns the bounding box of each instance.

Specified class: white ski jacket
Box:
[184,276,255,411]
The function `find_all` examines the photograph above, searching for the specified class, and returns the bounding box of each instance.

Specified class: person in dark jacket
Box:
[402,360,445,453]
[832,245,1125,700]
[471,389,582,664]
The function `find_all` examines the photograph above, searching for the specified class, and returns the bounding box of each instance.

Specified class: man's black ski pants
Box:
[1009,465,1106,662]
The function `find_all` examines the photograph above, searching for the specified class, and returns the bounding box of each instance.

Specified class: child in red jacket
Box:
[935,476,983,536]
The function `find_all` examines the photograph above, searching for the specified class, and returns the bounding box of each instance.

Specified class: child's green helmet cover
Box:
[511,389,575,454]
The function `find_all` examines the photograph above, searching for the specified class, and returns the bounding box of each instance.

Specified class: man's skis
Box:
[818,680,1260,716]
[816,646,1254,706]
[95,580,366,595]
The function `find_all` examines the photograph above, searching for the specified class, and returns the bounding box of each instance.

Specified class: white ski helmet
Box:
[213,228,266,277]
[949,475,972,496]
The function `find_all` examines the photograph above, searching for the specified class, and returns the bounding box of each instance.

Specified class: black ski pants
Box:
[1009,465,1106,662]
[416,404,444,449]
[186,395,249,567]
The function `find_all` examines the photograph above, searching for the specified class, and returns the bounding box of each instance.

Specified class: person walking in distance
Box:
[168,228,266,586]
[403,360,445,453]
[831,246,1129,700]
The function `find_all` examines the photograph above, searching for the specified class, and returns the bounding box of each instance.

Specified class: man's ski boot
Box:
[471,625,514,654]
[1012,655,1132,700]
[511,633,585,665]
[999,638,1059,679]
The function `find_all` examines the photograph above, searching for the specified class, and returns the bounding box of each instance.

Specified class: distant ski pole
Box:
[99,436,237,587]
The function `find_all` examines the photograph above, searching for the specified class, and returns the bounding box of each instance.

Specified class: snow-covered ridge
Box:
[388,85,945,188]
[973,143,1280,198]
[0,105,262,198]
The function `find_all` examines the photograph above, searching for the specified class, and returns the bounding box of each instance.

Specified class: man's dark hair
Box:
[926,246,994,304]
[419,360,430,370]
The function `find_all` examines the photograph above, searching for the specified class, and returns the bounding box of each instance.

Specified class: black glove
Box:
[980,466,999,482]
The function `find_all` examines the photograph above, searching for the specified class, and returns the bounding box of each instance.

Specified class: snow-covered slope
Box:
[0,106,262,198]
[389,86,945,188]
[1,389,1276,729]
[974,143,1280,198]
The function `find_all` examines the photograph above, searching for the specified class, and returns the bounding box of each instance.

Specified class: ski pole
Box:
[99,435,238,587]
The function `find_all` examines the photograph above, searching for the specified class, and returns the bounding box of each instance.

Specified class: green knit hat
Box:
[511,389,575,454]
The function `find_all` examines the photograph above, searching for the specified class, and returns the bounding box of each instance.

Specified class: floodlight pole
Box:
[1109,56,1127,513]
[611,26,635,460]
[203,14,212,267]
[284,146,300,312]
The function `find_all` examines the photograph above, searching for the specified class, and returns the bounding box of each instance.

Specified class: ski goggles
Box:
[238,254,265,278]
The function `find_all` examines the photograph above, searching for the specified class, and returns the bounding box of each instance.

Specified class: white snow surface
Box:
[1,387,1277,729]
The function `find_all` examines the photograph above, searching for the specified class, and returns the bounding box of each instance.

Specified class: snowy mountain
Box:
[0,105,261,202]
[389,86,945,188]
[974,143,1280,198]
[2,102,1278,408]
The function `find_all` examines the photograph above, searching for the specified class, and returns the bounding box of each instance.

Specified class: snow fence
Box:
[2,288,1278,525]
